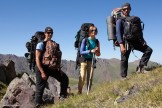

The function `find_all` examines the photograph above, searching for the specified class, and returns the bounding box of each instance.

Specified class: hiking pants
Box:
[121,42,153,77]
[78,61,93,93]
[35,66,69,105]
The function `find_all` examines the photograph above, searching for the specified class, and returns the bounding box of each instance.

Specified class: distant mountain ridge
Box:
[0,54,30,74]
[0,54,160,83]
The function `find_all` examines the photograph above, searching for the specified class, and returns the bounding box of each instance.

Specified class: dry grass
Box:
[45,67,162,108]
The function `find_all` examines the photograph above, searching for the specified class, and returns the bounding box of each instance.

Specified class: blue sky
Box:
[0,0,162,64]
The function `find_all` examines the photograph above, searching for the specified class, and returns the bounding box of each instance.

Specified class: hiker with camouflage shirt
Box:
[35,27,69,107]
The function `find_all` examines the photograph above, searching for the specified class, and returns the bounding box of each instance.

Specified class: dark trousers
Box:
[35,66,69,104]
[121,42,153,77]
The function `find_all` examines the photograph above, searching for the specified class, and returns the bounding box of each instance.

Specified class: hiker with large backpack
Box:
[77,24,101,94]
[35,27,69,107]
[115,3,153,79]
[74,23,95,71]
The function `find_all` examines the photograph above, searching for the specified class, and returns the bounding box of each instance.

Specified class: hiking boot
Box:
[140,67,149,73]
[35,104,41,108]
[136,66,149,74]
[136,66,141,73]
[59,96,65,101]
[59,95,67,101]
[121,77,128,81]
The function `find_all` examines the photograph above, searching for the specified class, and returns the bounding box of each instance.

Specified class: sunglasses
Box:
[123,8,130,11]
[89,29,97,33]
[46,32,53,34]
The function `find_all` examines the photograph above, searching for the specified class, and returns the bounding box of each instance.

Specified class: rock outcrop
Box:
[0,60,16,84]
[0,72,67,108]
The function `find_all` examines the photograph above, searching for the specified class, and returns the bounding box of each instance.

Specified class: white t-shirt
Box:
[36,41,44,51]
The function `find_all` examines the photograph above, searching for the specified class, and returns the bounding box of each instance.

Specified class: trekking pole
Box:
[87,53,96,95]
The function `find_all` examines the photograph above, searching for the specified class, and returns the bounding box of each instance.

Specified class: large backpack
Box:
[42,40,62,70]
[123,16,144,42]
[74,23,94,49]
[25,31,45,72]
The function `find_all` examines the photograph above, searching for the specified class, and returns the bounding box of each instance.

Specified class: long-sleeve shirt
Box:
[116,19,124,44]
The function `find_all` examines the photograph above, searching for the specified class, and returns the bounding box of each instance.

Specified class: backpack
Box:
[74,23,94,49]
[25,31,45,71]
[123,16,144,42]
[42,40,62,70]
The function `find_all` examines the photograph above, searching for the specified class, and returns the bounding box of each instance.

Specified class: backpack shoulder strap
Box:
[84,37,89,45]
[42,41,47,53]
[85,38,99,49]
[95,39,99,46]
[84,37,90,49]
[120,17,126,24]
[80,37,90,50]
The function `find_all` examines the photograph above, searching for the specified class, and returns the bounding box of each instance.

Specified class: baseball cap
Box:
[45,27,53,33]
[121,2,131,10]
